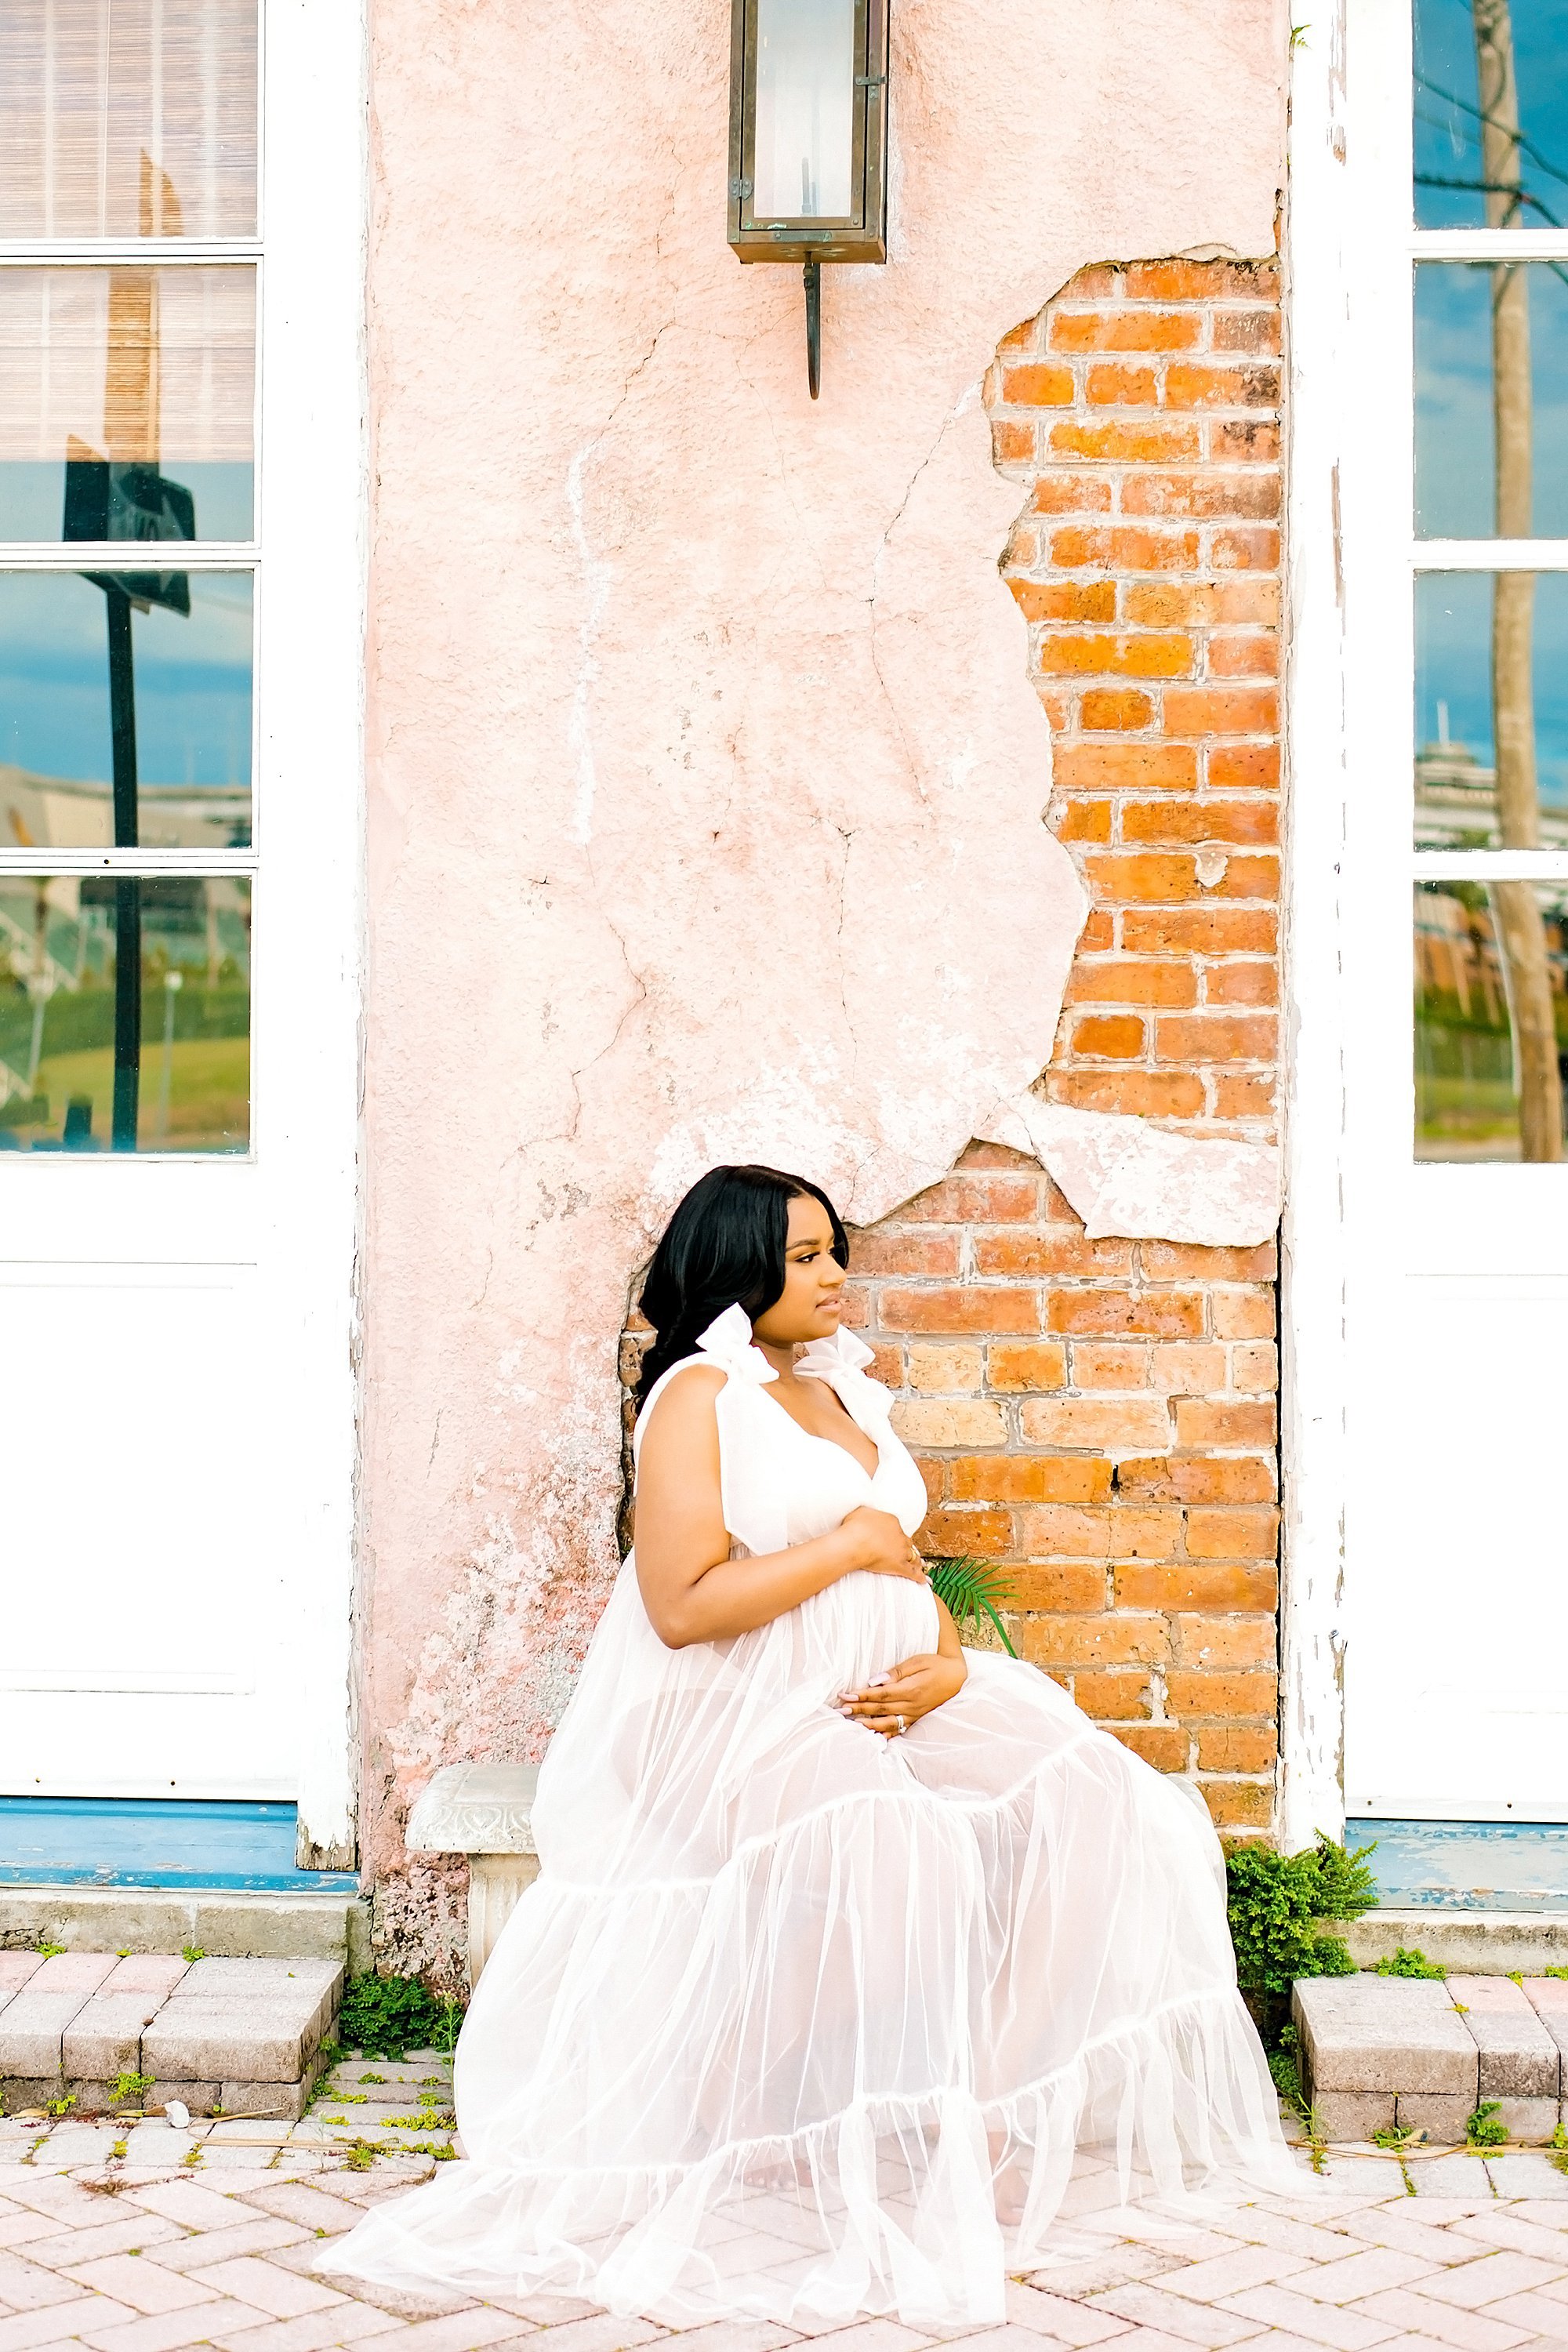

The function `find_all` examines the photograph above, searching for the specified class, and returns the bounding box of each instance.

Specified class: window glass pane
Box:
[0,873,250,1153]
[1416,262,1568,537]
[753,0,856,221]
[0,570,252,851]
[0,1,257,241]
[1416,878,1568,1160]
[1414,0,1568,230]
[1415,572,1568,846]
[0,269,254,543]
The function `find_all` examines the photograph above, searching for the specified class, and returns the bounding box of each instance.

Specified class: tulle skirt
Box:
[323,1564,1293,2325]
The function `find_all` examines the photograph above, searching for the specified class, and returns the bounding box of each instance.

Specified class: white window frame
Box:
[1283,0,1568,1848]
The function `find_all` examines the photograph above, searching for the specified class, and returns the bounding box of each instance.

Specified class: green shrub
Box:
[1466,2100,1508,2148]
[1266,2024,1307,2115]
[336,1973,465,2060]
[1225,1834,1377,2047]
[1375,1946,1445,1979]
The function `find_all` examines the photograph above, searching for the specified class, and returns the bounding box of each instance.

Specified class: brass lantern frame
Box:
[726,0,890,267]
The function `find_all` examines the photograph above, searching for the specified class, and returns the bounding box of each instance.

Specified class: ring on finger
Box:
[896,1713,907,1733]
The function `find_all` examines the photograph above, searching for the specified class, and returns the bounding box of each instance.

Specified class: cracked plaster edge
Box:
[963,250,1283,1255]
[369,250,1283,1929]
[978,1094,1282,1248]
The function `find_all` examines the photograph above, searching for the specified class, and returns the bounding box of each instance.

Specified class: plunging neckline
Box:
[759,1380,882,1480]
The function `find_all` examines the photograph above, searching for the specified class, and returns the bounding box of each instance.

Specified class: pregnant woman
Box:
[325,1163,1292,2325]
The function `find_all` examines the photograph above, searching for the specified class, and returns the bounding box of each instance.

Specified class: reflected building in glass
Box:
[1415,724,1568,848]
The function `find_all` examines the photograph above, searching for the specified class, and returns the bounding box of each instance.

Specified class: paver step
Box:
[0,2045,461,2169]
[291,2048,459,2160]
[1339,1904,1568,1974]
[0,1949,341,2122]
[0,1881,372,1965]
[1294,1968,1568,2142]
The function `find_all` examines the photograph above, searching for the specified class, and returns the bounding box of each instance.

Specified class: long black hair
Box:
[633,1163,848,1411]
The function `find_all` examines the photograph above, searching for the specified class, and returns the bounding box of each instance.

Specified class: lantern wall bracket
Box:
[804,260,822,401]
[725,0,890,408]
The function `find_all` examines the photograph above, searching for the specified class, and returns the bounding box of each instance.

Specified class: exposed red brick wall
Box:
[848,259,1283,1835]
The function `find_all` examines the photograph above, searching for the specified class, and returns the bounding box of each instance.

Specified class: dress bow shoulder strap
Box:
[693,1302,779,1386]
[692,1305,791,1559]
[796,1324,895,1430]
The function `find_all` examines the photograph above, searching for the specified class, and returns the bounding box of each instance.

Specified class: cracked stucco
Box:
[360,0,1288,1923]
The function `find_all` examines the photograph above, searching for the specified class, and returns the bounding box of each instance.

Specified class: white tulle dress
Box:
[324,1306,1293,2325]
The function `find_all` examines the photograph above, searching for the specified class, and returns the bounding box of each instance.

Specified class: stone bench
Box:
[1294,1970,1568,2143]
[405,1764,540,1986]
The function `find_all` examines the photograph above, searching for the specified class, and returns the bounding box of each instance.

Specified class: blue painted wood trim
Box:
[0,1796,358,1893]
[1351,1817,1568,1913]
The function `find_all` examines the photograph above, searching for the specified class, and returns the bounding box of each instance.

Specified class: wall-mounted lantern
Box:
[727,0,890,399]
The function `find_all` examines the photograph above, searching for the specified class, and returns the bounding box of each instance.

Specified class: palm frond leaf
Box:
[924,1554,1019,1658]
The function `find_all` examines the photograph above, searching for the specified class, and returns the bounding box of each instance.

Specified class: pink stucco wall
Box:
[360,0,1288,1966]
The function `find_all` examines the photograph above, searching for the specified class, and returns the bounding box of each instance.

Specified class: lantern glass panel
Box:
[752,0,856,221]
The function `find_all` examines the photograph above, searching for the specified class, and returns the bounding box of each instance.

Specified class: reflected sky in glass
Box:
[1416,572,1568,815]
[1415,0,1568,228]
[1416,263,1568,535]
[0,570,252,851]
[0,462,252,544]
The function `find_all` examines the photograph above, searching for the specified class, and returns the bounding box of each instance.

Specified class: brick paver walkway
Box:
[4,2119,1568,2352]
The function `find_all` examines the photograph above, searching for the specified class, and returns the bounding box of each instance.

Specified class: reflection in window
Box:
[0,270,255,543]
[1416,263,1568,537]
[1414,0,1568,231]
[0,874,250,1152]
[0,571,252,851]
[1416,880,1568,1160]
[1415,573,1568,848]
[0,1,257,241]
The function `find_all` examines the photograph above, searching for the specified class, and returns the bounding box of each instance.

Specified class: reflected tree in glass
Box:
[1415,0,1568,228]
[1415,880,1568,1156]
[1475,0,1560,1156]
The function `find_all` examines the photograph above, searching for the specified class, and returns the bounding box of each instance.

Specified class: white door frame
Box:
[1281,0,1568,1844]
[0,0,367,1867]
[257,0,368,1869]
[1280,0,1352,1855]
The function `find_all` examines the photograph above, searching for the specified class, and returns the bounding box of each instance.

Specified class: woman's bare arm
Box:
[633,1365,925,1649]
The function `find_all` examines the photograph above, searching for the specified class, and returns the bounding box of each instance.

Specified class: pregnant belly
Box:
[791,1569,941,1690]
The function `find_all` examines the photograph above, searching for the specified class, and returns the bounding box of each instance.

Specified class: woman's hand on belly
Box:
[833,1590,968,1737]
[835,1646,967,1739]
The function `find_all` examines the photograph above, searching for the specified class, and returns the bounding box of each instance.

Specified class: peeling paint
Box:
[361,0,1288,1948]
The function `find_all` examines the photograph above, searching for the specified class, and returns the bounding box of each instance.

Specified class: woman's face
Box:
[750,1193,847,1348]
